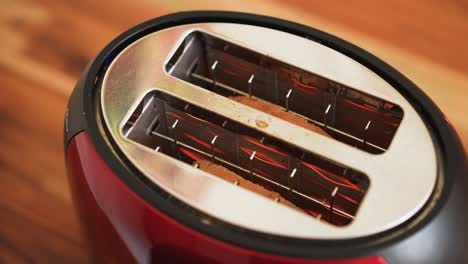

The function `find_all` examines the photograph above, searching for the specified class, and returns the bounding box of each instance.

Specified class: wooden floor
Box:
[0,0,466,262]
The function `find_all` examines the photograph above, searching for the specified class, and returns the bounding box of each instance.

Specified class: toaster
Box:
[65,11,467,263]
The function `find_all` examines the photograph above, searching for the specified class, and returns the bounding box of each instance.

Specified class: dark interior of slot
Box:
[123,91,370,226]
[166,31,404,154]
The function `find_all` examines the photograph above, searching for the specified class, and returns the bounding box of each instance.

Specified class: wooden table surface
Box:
[0,0,467,262]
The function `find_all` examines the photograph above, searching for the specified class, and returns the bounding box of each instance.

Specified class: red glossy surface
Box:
[66,131,386,264]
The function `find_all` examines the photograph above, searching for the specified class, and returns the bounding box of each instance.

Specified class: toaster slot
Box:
[123,91,370,226]
[166,31,404,154]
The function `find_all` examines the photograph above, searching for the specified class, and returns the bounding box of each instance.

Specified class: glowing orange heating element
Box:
[124,91,369,226]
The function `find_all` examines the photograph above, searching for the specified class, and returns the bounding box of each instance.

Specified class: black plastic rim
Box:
[67,11,466,259]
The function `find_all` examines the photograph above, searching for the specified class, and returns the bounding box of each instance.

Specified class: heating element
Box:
[123,91,369,226]
[166,31,404,154]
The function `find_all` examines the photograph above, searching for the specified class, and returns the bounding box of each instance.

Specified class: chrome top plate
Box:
[100,23,437,239]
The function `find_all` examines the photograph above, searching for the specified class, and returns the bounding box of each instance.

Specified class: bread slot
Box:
[166,31,404,154]
[123,91,369,226]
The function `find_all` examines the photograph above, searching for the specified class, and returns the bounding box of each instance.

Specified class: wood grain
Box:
[0,0,466,262]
